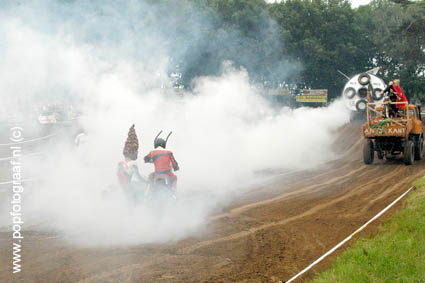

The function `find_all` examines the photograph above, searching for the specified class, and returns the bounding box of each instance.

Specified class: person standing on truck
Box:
[381,79,408,117]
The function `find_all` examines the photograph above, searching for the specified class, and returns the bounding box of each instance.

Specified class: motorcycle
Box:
[145,173,177,201]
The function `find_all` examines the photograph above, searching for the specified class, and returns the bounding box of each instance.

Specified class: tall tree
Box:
[269,0,376,99]
[370,0,425,101]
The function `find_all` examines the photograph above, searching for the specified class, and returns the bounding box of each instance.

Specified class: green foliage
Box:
[143,0,424,101]
[268,0,380,99]
[189,0,291,88]
[313,178,425,282]
[369,0,425,102]
[369,118,393,129]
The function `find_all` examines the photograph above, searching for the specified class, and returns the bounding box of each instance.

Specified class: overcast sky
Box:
[264,0,371,8]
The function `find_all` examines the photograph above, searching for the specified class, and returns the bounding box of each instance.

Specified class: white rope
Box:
[286,186,414,283]
[0,134,56,146]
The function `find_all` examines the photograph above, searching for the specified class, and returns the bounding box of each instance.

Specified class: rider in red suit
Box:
[382,79,408,109]
[381,79,408,117]
[144,132,179,190]
[391,79,408,109]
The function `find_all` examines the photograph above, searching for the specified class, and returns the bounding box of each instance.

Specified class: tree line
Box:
[149,0,424,102]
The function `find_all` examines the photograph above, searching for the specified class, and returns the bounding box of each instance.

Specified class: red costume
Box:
[144,149,179,189]
[117,159,142,189]
[383,80,408,110]
[392,84,408,109]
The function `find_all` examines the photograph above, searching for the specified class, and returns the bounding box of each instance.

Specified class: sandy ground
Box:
[0,121,424,282]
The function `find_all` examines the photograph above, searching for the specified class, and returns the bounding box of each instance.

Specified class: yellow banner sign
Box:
[296,95,328,103]
[302,89,328,95]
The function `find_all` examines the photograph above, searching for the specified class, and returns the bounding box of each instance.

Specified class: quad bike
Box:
[145,173,177,201]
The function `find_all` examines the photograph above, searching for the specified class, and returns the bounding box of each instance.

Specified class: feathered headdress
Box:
[123,124,139,160]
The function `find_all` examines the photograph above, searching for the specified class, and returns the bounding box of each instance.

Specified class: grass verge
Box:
[312,178,425,282]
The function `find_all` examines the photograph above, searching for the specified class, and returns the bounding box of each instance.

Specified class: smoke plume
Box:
[0,0,350,246]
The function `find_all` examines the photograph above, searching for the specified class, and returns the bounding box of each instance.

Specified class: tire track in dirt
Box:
[176,162,412,255]
[212,161,365,221]
[211,158,386,224]
[1,123,424,283]
[214,159,365,221]
[126,123,425,282]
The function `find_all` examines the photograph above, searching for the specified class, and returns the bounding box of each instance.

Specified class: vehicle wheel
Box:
[372,88,383,101]
[358,73,371,86]
[414,137,423,160]
[403,140,415,165]
[377,151,384,160]
[344,87,356,99]
[356,99,367,112]
[363,140,374,164]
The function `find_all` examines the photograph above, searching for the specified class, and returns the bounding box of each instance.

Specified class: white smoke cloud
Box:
[0,1,351,246]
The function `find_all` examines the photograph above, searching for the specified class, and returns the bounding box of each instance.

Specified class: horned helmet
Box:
[154,130,172,149]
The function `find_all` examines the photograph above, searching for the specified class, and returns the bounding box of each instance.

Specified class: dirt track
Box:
[1,122,424,282]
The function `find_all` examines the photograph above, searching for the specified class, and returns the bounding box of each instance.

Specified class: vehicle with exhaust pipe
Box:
[341,69,386,113]
[362,100,424,165]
